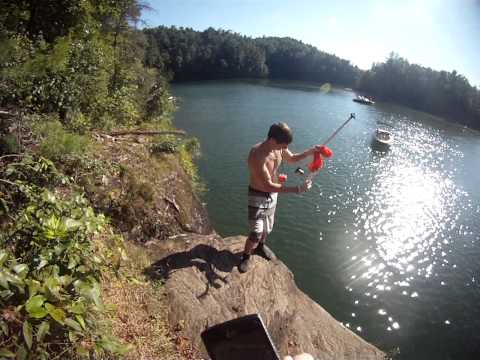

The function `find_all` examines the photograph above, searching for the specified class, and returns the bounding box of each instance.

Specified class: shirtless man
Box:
[238,122,322,273]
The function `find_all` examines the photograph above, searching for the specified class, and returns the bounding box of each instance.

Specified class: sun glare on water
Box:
[337,124,475,333]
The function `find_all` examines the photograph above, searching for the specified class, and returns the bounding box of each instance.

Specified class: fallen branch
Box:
[0,154,25,161]
[108,130,186,137]
[0,179,18,187]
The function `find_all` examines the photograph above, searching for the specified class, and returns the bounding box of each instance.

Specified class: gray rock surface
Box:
[146,234,385,360]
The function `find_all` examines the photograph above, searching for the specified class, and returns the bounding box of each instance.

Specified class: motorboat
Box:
[372,129,393,147]
[353,95,375,105]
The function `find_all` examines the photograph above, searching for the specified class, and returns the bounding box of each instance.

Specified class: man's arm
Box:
[255,161,310,194]
[283,146,321,164]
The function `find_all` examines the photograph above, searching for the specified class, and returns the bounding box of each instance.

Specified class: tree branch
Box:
[0,179,18,187]
[0,154,25,161]
[108,130,186,136]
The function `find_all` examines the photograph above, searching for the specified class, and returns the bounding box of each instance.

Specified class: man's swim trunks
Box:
[248,186,278,242]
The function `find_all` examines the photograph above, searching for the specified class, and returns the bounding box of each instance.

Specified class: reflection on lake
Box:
[172,80,480,359]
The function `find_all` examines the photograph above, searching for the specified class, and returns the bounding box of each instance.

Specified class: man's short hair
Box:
[268,122,293,144]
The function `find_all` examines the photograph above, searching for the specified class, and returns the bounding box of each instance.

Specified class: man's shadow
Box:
[144,244,241,299]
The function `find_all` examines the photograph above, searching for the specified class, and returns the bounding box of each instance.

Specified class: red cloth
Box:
[308,151,324,171]
[308,146,333,172]
[319,145,333,158]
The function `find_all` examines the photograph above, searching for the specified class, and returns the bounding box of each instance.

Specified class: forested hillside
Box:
[357,53,480,128]
[144,26,480,129]
[143,26,361,86]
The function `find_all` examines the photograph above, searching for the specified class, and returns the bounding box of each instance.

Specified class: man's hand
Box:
[298,179,312,193]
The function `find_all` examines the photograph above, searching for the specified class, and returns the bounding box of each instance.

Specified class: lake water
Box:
[172,80,480,360]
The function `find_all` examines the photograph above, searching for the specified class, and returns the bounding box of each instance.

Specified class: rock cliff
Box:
[145,234,385,360]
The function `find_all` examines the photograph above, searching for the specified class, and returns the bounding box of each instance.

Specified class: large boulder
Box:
[146,234,385,360]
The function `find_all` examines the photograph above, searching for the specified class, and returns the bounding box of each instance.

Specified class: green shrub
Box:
[3,156,62,190]
[67,111,92,134]
[150,140,177,154]
[33,118,90,160]
[0,134,21,155]
[0,157,130,359]
[183,137,200,156]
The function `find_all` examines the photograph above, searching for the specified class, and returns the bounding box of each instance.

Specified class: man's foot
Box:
[238,254,251,273]
[255,243,276,260]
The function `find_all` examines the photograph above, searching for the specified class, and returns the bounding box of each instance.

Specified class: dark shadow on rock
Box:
[144,244,242,299]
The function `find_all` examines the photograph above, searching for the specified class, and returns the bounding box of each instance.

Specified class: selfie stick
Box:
[321,113,355,146]
[305,113,356,181]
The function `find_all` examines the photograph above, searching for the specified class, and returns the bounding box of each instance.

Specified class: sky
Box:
[141,0,480,87]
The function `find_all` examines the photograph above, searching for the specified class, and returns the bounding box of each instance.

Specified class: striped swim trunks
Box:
[248,186,278,242]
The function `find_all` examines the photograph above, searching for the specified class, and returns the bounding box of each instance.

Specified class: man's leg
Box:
[243,234,260,255]
[254,210,276,260]
[255,234,276,260]
[239,233,260,273]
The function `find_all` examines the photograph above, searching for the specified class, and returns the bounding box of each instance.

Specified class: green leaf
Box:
[58,275,72,287]
[0,348,15,358]
[53,244,66,256]
[36,321,50,342]
[25,295,48,319]
[25,279,41,297]
[76,345,89,357]
[75,314,86,330]
[89,281,103,309]
[0,289,13,299]
[0,198,9,214]
[2,271,23,287]
[23,321,33,349]
[45,303,65,324]
[74,279,103,309]
[16,345,27,360]
[13,264,29,277]
[0,320,8,336]
[69,300,86,315]
[65,218,82,229]
[0,251,8,266]
[45,276,62,300]
[43,214,68,239]
[68,330,78,342]
[0,270,9,289]
[65,318,82,332]
[67,256,78,269]
[97,336,133,355]
[37,259,48,270]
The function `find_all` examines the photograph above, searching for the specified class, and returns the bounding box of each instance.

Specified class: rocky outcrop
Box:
[78,136,213,242]
[145,234,385,360]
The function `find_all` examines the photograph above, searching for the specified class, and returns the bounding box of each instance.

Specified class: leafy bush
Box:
[67,111,92,134]
[178,138,203,191]
[183,137,200,156]
[150,141,177,154]
[0,157,130,359]
[32,118,90,160]
[0,134,21,155]
[2,156,62,190]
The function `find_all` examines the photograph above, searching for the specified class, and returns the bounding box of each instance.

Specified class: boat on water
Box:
[372,129,393,148]
[353,95,375,105]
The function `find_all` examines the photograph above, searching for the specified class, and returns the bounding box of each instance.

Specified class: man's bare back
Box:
[248,142,283,192]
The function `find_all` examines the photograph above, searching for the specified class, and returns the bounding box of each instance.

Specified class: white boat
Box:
[373,129,393,147]
[353,95,375,105]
